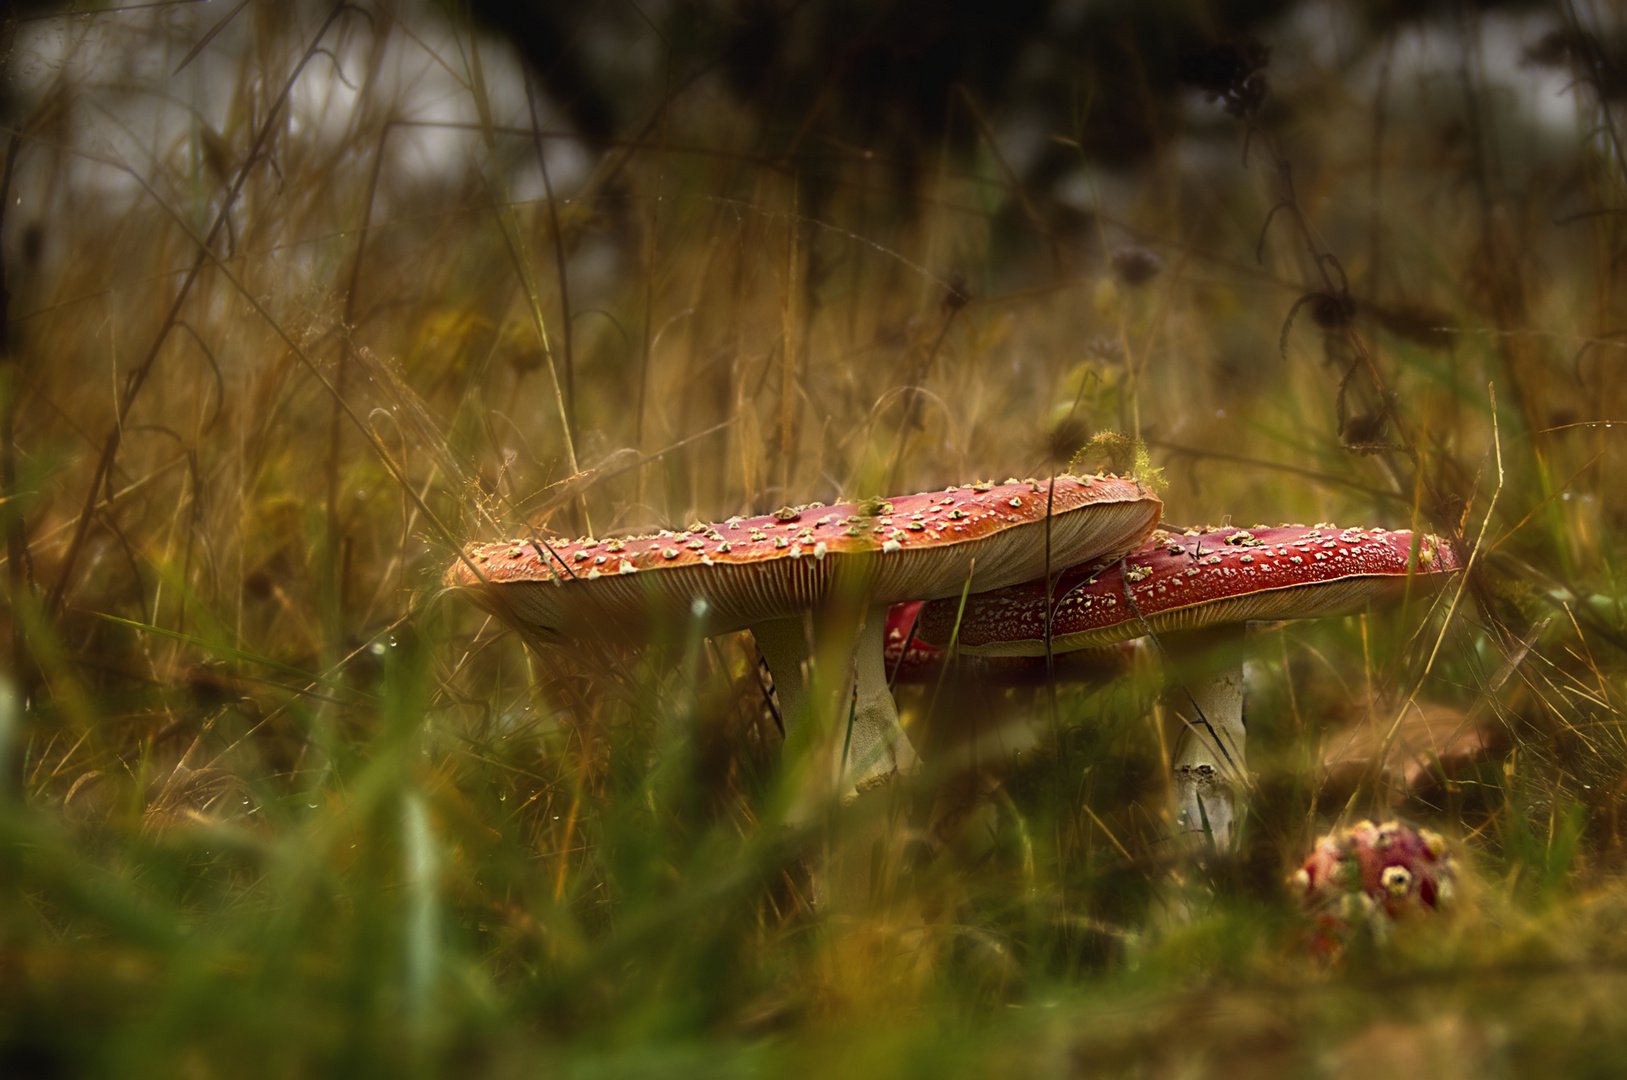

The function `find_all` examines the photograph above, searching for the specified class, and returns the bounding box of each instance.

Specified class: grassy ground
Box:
[5,1,1627,1075]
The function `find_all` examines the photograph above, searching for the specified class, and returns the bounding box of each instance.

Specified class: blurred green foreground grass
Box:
[7,1,1627,1075]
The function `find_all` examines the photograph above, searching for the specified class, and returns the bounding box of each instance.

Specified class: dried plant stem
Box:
[525,71,575,446]
[0,129,28,798]
[464,31,581,491]
[74,152,479,581]
[47,0,351,617]
[778,193,801,500]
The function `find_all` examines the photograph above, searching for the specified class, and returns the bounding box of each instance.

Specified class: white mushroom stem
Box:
[846,606,920,791]
[751,614,814,743]
[1162,625,1248,849]
[750,605,919,803]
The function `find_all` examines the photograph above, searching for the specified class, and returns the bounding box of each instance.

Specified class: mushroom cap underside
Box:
[447,475,1161,637]
[917,524,1461,657]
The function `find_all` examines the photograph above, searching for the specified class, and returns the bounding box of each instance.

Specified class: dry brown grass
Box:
[4,1,1627,1075]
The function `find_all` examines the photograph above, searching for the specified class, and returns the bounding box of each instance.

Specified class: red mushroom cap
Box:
[916,524,1461,656]
[883,600,1135,685]
[446,475,1161,637]
[1293,819,1456,955]
[883,601,943,680]
[1295,819,1455,914]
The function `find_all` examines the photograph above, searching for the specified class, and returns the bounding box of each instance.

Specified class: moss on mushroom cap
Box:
[916,524,1461,657]
[446,475,1161,638]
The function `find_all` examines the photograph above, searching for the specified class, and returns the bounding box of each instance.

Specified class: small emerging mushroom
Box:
[446,475,1161,803]
[1293,819,1456,955]
[914,524,1462,846]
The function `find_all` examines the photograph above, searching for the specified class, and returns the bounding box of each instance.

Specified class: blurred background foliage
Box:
[4,0,1627,1075]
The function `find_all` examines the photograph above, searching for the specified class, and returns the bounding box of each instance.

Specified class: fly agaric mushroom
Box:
[914,524,1462,846]
[446,475,1161,799]
[1294,819,1456,955]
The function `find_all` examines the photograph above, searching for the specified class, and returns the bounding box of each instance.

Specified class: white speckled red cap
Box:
[883,600,1134,686]
[915,524,1461,657]
[446,475,1162,636]
[1294,819,1455,956]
